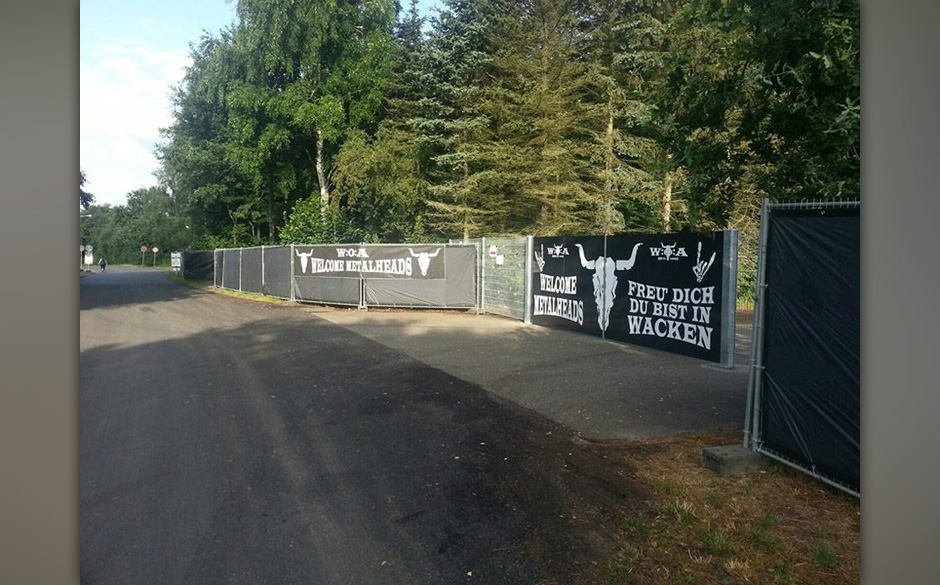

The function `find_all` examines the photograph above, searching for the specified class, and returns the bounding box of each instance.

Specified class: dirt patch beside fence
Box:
[549,430,860,585]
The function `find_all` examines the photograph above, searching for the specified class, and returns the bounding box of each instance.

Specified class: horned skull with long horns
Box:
[407,247,441,277]
[575,242,643,332]
[295,248,315,274]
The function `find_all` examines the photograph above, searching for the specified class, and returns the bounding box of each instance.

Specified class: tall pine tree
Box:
[416,0,504,240]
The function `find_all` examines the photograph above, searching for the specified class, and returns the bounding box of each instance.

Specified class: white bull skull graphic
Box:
[407,247,441,277]
[295,248,315,274]
[575,242,643,332]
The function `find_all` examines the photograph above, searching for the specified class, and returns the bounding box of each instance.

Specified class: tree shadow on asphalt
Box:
[296,305,753,443]
[80,304,652,585]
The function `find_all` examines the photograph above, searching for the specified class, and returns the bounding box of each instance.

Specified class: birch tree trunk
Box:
[462,152,470,242]
[316,127,330,221]
[663,172,673,232]
[604,109,615,235]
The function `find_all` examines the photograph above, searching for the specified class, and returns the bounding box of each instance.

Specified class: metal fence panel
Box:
[454,238,484,308]
[181,250,215,280]
[221,249,240,291]
[240,247,263,294]
[364,246,477,308]
[293,276,362,306]
[746,200,860,497]
[292,244,447,280]
[604,232,727,363]
[531,235,607,337]
[262,246,292,299]
[530,232,733,363]
[213,250,223,287]
[479,237,528,320]
[720,230,739,368]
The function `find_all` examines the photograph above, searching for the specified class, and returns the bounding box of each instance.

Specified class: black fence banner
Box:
[262,246,292,299]
[530,232,726,362]
[181,250,215,280]
[606,233,725,362]
[293,244,446,280]
[759,206,860,493]
[240,247,263,294]
[531,236,605,337]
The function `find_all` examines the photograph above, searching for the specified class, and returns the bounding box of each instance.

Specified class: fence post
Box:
[523,236,533,324]
[238,248,243,292]
[480,237,486,313]
[289,245,296,302]
[359,278,367,310]
[601,236,608,340]
[261,245,266,294]
[720,229,739,369]
[743,199,771,449]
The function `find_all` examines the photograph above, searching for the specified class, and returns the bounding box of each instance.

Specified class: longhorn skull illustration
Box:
[295,248,315,274]
[407,247,441,276]
[575,242,643,331]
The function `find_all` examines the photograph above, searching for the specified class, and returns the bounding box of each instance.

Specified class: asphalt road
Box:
[80,267,637,585]
[309,309,751,441]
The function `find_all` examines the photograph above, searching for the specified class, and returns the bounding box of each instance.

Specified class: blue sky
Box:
[80,0,441,208]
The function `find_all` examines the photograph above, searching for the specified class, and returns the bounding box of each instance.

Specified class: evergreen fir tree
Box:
[415,0,503,240]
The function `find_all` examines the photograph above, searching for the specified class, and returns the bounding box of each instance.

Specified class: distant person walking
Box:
[98,257,107,272]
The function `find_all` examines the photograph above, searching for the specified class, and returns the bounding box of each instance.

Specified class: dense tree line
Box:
[82,0,859,294]
[80,185,191,266]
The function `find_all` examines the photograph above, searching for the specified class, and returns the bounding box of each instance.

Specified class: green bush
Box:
[278,197,367,245]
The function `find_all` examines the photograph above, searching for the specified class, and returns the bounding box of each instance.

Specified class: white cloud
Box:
[80,42,192,206]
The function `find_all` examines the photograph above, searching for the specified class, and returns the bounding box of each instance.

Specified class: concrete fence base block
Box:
[702,444,767,477]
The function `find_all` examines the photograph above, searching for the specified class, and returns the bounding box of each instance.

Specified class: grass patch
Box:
[590,431,859,585]
[198,282,289,305]
[164,270,188,285]
[814,544,838,569]
[167,271,305,308]
[747,525,780,552]
[698,527,735,555]
[704,491,726,507]
[662,499,697,525]
[758,511,779,529]
[772,562,796,584]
